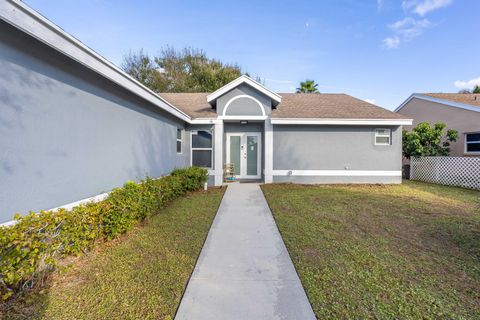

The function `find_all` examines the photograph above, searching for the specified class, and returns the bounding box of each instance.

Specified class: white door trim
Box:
[226,132,262,179]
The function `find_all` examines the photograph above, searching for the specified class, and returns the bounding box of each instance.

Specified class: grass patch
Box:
[262,181,480,319]
[2,187,225,320]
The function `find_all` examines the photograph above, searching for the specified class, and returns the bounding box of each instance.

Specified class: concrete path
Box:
[175,183,316,320]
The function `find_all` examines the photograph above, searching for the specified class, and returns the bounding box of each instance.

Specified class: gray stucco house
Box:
[0,0,412,224]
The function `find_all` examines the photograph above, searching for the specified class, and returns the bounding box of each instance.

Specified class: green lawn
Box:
[262,181,480,319]
[3,187,225,320]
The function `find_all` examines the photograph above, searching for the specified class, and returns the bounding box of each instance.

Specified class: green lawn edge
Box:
[2,187,225,320]
[262,180,480,319]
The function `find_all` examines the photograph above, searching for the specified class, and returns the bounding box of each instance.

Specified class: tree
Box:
[122,49,161,89]
[296,80,319,93]
[402,122,458,159]
[121,47,244,92]
[458,85,480,94]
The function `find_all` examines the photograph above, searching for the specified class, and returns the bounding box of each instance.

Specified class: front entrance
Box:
[226,132,262,179]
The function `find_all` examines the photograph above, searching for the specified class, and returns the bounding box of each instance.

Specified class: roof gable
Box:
[395,93,480,113]
[206,75,282,106]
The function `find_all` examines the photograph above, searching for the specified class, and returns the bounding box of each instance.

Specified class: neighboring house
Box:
[396,93,480,157]
[0,0,411,224]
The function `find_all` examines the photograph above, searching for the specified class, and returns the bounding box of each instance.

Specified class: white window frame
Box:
[191,130,213,169]
[176,128,183,154]
[375,128,391,146]
[464,132,480,155]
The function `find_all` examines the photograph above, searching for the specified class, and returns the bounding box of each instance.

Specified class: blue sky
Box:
[25,0,479,110]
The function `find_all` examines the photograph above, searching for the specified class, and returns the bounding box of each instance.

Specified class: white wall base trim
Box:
[0,192,109,227]
[272,170,402,177]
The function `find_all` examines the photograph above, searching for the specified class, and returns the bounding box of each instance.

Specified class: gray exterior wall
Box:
[0,22,189,223]
[216,84,272,116]
[272,125,402,183]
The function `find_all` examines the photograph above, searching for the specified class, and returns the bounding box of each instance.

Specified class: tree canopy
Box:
[296,80,320,93]
[121,47,246,92]
[458,85,480,94]
[402,122,458,159]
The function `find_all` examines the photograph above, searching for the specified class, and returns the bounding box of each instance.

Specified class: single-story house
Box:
[0,0,411,224]
[395,93,480,157]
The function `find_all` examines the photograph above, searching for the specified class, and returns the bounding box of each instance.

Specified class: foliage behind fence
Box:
[410,156,480,191]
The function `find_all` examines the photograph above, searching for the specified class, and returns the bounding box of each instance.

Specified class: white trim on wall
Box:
[395,94,480,114]
[226,132,262,179]
[270,118,412,125]
[374,128,392,146]
[218,115,268,121]
[214,121,224,186]
[207,75,282,104]
[264,118,273,183]
[222,94,266,116]
[0,0,191,123]
[272,170,402,177]
[0,192,110,227]
[190,130,214,169]
[464,132,480,155]
[190,118,218,124]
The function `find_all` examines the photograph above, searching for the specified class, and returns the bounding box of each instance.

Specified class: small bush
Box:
[0,167,208,300]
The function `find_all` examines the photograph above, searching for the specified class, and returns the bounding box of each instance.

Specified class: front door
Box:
[226,132,262,179]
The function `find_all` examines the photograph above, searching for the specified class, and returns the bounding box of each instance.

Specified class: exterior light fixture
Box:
[240,120,248,125]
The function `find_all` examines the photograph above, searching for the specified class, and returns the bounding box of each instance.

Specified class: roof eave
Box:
[0,0,192,123]
[395,93,480,113]
[206,75,282,104]
[271,118,413,125]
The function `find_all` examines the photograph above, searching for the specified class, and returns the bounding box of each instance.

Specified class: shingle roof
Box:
[160,92,407,119]
[421,93,480,108]
[160,93,216,118]
[272,94,406,119]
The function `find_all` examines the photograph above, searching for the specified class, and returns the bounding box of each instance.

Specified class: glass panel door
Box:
[229,136,241,177]
[227,132,261,179]
[246,135,258,176]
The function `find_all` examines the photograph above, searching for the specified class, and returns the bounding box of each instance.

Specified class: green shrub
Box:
[0,167,208,300]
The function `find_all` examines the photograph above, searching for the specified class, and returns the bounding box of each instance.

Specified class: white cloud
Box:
[403,0,453,16]
[382,0,452,48]
[383,36,401,49]
[389,17,431,40]
[377,0,384,11]
[454,76,480,90]
[365,98,376,104]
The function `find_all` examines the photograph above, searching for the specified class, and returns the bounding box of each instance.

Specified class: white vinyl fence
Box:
[410,156,480,190]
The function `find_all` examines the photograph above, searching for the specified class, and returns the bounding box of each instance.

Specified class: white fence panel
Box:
[410,156,480,190]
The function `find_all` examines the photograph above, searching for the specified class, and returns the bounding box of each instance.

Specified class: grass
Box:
[262,181,480,320]
[2,187,225,320]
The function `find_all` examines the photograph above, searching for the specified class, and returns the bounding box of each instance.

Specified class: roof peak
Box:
[206,75,282,106]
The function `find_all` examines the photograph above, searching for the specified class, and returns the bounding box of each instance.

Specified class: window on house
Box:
[375,128,391,145]
[191,130,213,168]
[176,128,183,153]
[465,132,480,153]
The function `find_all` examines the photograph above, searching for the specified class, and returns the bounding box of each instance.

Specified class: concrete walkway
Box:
[175,183,316,320]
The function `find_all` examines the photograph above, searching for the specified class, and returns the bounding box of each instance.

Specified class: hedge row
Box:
[0,167,208,300]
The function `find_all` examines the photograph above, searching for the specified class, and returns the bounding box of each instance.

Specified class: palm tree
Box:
[296,79,319,93]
